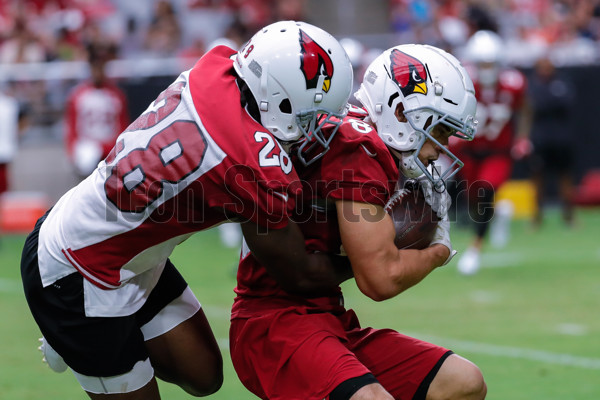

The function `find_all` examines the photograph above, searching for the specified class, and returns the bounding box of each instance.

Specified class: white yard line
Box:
[218,337,230,351]
[216,332,600,369]
[407,333,600,370]
[480,251,524,268]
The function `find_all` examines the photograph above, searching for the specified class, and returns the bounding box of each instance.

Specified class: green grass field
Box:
[1,208,599,399]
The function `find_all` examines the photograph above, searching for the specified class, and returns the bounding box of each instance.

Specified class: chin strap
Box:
[401,151,421,178]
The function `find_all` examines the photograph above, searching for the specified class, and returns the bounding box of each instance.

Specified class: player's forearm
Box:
[516,100,533,139]
[286,253,353,296]
[353,245,446,301]
[336,200,448,301]
[241,220,352,296]
[394,245,448,288]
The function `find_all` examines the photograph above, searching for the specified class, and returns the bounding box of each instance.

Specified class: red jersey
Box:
[38,46,301,316]
[65,80,129,160]
[232,107,399,318]
[465,66,527,154]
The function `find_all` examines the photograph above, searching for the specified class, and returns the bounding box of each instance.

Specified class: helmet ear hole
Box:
[279,98,292,114]
[423,115,434,130]
[394,102,407,123]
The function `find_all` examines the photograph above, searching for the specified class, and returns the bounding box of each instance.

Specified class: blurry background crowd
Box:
[0,0,599,217]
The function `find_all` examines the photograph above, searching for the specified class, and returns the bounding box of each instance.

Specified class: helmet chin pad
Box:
[392,149,422,179]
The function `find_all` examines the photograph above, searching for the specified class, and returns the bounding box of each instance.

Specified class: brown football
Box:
[385,179,440,250]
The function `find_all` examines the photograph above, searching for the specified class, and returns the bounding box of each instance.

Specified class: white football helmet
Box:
[355,44,477,188]
[234,21,353,165]
[463,30,505,86]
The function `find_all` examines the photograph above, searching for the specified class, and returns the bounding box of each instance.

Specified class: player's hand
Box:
[511,137,533,160]
[430,216,457,266]
[417,176,451,219]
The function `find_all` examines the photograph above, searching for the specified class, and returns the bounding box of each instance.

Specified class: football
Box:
[385,179,439,250]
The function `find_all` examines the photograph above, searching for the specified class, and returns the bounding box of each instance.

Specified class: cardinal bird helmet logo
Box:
[299,29,334,93]
[389,49,428,97]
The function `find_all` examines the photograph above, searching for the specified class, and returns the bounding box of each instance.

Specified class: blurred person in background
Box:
[0,87,19,195]
[52,26,86,61]
[0,86,29,242]
[21,20,353,399]
[528,55,576,228]
[453,30,532,276]
[65,42,129,180]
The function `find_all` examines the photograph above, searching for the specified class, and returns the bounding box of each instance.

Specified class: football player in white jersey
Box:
[21,21,353,399]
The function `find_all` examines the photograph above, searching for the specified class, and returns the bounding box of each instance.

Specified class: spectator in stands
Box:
[528,55,576,227]
[0,17,46,64]
[144,0,182,56]
[0,88,19,195]
[52,27,86,61]
[65,42,129,179]
[221,15,251,48]
[273,0,307,21]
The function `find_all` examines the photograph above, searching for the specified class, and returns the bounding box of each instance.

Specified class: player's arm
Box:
[65,92,77,157]
[241,220,353,296]
[336,199,448,301]
[512,83,534,159]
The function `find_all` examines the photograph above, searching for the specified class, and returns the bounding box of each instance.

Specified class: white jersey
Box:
[38,47,301,317]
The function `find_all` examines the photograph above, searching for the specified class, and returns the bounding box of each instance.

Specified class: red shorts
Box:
[230,305,450,400]
[0,163,8,194]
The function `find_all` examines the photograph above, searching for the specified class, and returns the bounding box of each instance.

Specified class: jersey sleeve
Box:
[187,47,303,230]
[319,118,398,207]
[218,162,301,230]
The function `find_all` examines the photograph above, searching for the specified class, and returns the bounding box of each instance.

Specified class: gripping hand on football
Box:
[417,175,451,220]
[430,215,457,266]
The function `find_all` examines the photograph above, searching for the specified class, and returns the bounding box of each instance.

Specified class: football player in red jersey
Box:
[454,30,532,275]
[230,45,487,400]
[65,42,130,179]
[21,21,353,399]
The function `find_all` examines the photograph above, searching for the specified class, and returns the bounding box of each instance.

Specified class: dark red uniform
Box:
[453,67,527,191]
[231,108,451,400]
